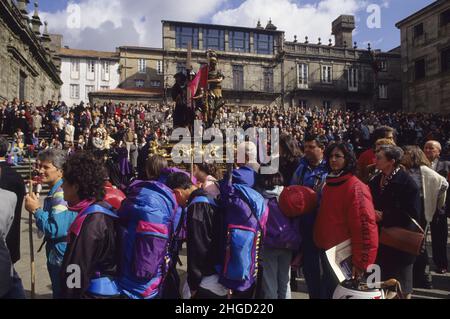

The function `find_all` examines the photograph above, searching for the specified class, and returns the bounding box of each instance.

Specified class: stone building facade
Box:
[284,15,402,111]
[117,16,401,111]
[396,0,450,113]
[117,46,165,90]
[161,19,284,107]
[58,48,120,106]
[0,0,62,104]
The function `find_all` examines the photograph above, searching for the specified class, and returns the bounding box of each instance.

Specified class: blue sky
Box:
[34,0,436,51]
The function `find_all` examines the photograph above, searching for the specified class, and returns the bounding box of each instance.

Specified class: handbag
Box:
[379,212,425,256]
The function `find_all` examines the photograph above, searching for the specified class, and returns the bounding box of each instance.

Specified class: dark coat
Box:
[186,189,223,292]
[0,162,26,264]
[369,169,422,267]
[434,159,450,216]
[60,211,118,299]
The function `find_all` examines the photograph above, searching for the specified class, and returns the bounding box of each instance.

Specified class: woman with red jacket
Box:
[314,142,378,299]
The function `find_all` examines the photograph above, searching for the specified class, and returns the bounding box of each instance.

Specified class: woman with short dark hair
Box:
[60,151,120,299]
[369,145,422,299]
[314,142,378,298]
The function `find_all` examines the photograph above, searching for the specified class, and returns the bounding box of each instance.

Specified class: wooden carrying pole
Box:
[186,41,194,180]
[28,154,35,299]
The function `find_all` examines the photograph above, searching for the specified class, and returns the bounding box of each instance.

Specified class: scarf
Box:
[262,186,284,201]
[67,199,96,242]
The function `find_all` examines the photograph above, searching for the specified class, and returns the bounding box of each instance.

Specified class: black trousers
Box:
[431,213,448,270]
[413,244,432,287]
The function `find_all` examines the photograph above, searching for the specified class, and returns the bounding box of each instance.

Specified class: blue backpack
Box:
[116,180,179,299]
[216,181,269,294]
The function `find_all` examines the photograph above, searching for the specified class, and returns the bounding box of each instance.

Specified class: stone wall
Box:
[397,0,450,113]
[0,6,61,104]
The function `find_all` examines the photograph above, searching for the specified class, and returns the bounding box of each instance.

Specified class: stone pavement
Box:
[14,200,450,299]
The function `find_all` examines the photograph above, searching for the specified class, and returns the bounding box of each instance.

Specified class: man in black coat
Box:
[166,173,225,299]
[424,140,450,274]
[0,137,26,264]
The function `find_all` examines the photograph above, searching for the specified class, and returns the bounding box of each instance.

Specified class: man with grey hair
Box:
[25,149,77,298]
[424,140,450,274]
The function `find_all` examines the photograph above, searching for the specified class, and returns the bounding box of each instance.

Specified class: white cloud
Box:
[362,37,383,47]
[40,0,225,51]
[39,0,371,51]
[212,0,367,44]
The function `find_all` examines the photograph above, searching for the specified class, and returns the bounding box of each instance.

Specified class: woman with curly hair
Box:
[60,151,120,299]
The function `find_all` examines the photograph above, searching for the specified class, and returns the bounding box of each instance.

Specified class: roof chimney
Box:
[332,15,355,48]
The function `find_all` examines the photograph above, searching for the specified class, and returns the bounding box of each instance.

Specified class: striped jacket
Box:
[34,179,77,266]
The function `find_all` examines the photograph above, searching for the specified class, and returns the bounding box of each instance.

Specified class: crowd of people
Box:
[0,97,449,299]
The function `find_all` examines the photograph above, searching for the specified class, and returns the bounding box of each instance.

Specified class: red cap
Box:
[279,186,318,217]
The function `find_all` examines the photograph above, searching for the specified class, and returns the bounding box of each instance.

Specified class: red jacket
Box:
[314,173,378,271]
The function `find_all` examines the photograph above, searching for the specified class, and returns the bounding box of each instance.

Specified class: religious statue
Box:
[206,50,225,127]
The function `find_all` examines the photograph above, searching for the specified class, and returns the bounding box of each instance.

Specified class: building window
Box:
[229,31,250,53]
[256,33,273,55]
[323,100,331,109]
[156,60,163,75]
[100,86,110,90]
[263,68,274,92]
[70,84,79,99]
[321,65,332,84]
[297,63,308,88]
[138,59,146,74]
[379,60,387,72]
[299,100,308,108]
[442,47,450,73]
[19,72,26,101]
[175,26,199,49]
[85,85,95,99]
[101,61,110,81]
[204,28,225,51]
[135,80,145,88]
[87,60,95,80]
[87,60,95,73]
[233,65,244,90]
[348,68,358,91]
[150,80,161,87]
[415,58,426,80]
[70,59,80,79]
[440,9,450,27]
[379,84,388,99]
[414,23,424,38]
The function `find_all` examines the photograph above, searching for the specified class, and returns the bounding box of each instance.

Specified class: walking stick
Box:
[28,153,36,299]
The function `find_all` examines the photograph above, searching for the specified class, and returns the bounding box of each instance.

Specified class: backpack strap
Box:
[82,204,118,219]
[187,196,218,209]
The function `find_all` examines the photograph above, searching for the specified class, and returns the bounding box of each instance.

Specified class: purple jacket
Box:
[261,187,301,251]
